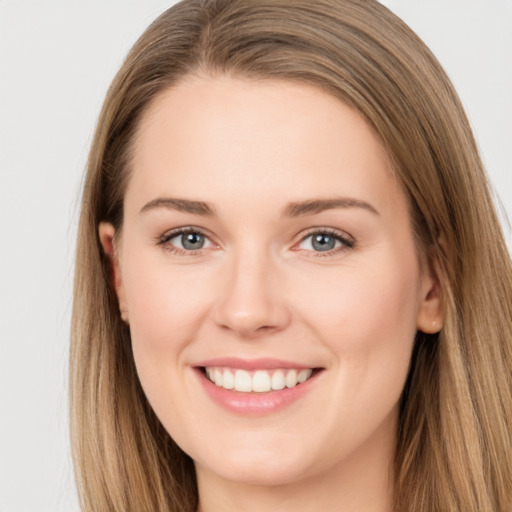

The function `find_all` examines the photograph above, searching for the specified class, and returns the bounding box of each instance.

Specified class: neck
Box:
[196,413,396,512]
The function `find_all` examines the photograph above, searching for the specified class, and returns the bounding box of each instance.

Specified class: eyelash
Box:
[297,227,355,257]
[157,227,213,256]
[156,227,355,256]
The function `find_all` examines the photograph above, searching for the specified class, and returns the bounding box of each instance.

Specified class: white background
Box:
[0,1,510,511]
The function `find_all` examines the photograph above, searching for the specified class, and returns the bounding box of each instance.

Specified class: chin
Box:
[192,431,321,486]
[203,456,308,487]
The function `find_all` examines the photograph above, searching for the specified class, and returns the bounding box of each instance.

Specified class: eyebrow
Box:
[140,197,216,216]
[282,197,379,217]
[139,196,378,217]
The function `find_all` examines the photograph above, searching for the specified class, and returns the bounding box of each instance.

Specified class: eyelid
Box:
[157,226,218,254]
[293,227,355,255]
[156,225,355,256]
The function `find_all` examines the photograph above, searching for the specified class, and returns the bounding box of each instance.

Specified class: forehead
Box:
[127,75,405,219]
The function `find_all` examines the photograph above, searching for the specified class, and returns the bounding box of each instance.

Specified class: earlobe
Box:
[416,252,444,334]
[99,222,129,324]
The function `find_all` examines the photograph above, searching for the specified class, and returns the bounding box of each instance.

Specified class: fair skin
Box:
[100,75,442,512]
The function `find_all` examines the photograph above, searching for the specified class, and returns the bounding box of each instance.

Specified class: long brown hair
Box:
[71,1,512,510]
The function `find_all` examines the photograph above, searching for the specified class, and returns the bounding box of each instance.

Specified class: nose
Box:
[213,249,291,338]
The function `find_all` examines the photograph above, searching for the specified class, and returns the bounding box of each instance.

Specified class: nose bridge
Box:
[213,242,290,337]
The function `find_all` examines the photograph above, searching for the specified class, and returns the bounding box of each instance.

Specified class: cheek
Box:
[291,257,420,449]
[291,250,421,412]
[120,259,214,436]
[120,256,217,408]
[123,259,211,345]
[295,258,420,345]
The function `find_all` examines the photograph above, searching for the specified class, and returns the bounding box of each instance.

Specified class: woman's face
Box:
[101,76,441,488]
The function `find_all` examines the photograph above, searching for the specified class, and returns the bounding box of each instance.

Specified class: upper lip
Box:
[194,357,320,371]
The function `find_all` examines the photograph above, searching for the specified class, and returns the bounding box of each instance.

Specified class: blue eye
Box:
[159,228,213,252]
[310,233,338,251]
[298,230,353,253]
[176,232,206,250]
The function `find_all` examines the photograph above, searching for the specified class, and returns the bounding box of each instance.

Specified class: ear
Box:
[99,222,129,323]
[416,249,444,334]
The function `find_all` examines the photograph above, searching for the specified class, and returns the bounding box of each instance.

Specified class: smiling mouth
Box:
[202,367,319,393]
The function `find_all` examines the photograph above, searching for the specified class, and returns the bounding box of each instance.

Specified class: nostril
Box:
[213,301,292,338]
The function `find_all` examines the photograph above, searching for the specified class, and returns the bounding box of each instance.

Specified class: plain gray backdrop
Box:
[0,1,511,511]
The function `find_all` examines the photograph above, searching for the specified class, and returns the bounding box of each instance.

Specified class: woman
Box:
[70,1,512,511]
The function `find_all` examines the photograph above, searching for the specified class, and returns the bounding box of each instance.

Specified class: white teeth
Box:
[235,370,253,392]
[222,368,235,389]
[297,369,312,383]
[252,370,271,392]
[271,370,286,390]
[205,367,314,393]
[214,368,223,386]
[285,369,297,388]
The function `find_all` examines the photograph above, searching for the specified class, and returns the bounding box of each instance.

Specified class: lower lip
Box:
[194,368,322,415]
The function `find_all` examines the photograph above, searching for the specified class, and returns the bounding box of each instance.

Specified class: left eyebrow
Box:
[282,197,379,217]
[139,197,216,216]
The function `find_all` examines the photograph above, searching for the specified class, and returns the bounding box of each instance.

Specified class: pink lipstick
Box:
[193,358,323,415]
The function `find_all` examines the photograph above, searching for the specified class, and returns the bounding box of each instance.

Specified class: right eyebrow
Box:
[282,197,379,217]
[139,197,216,216]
